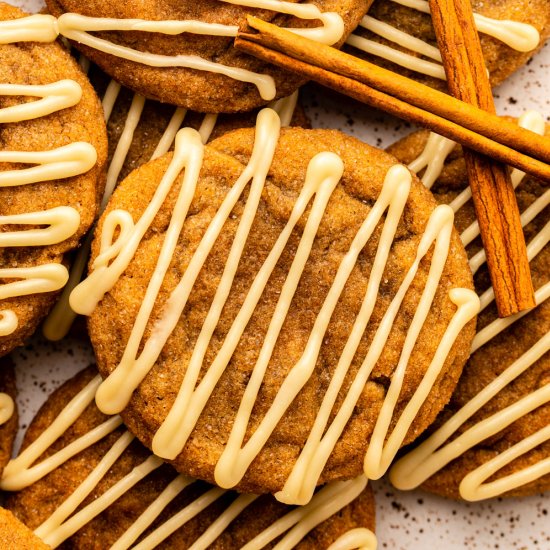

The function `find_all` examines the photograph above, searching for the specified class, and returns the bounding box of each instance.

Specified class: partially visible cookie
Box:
[387,122,550,499]
[6,367,376,549]
[0,2,107,357]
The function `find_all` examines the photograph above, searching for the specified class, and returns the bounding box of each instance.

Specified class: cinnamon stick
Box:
[235,17,550,169]
[237,36,550,182]
[428,0,535,317]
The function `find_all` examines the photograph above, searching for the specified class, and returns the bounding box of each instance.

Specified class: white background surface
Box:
[5,1,550,548]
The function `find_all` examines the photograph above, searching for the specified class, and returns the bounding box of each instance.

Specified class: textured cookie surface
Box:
[88,126,475,494]
[388,124,550,498]
[7,367,376,548]
[46,0,371,113]
[0,2,107,357]
[0,508,49,550]
[349,0,550,90]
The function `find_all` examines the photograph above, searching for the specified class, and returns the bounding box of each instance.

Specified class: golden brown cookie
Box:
[0,508,49,550]
[0,2,107,357]
[45,0,371,113]
[387,123,549,498]
[348,0,550,90]
[6,367,376,549]
[84,123,476,495]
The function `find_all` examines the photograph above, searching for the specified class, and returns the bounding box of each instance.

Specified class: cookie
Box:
[0,2,108,357]
[5,367,377,549]
[0,508,49,550]
[72,110,476,498]
[347,0,550,90]
[44,0,370,113]
[387,116,550,499]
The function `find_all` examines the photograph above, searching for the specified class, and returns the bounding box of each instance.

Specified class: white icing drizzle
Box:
[391,112,550,499]
[347,0,540,80]
[0,391,14,425]
[0,375,122,491]
[67,106,476,505]
[3,370,376,549]
[0,142,96,188]
[0,207,80,247]
[0,80,82,123]
[0,0,344,101]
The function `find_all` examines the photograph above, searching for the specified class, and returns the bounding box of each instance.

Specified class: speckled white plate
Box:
[5,1,550,548]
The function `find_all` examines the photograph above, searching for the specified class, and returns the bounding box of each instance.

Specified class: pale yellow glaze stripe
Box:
[0,392,14,426]
[0,142,97,188]
[55,13,275,101]
[0,80,82,123]
[243,476,368,550]
[154,150,343,462]
[0,207,79,247]
[110,474,195,550]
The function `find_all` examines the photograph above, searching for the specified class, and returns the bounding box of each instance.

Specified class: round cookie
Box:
[5,367,376,549]
[45,0,370,113]
[387,123,549,498]
[0,2,108,357]
[84,123,476,495]
[348,0,550,90]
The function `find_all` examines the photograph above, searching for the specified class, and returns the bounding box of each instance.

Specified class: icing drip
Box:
[328,528,378,550]
[391,112,550,499]
[0,76,95,336]
[0,391,14,425]
[0,0,344,101]
[0,142,96,187]
[69,107,475,504]
[2,370,375,548]
[347,0,540,80]
[0,310,18,336]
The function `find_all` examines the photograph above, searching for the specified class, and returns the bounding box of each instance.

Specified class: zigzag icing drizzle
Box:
[390,112,550,500]
[0,391,14,425]
[0,0,345,102]
[0,49,97,341]
[1,373,375,549]
[68,103,477,506]
[347,0,541,81]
